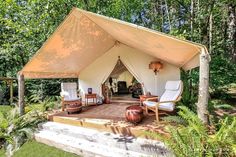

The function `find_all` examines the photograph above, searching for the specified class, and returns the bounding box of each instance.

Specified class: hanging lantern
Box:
[149,61,163,75]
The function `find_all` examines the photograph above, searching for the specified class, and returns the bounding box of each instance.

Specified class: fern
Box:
[178,106,208,137]
[0,106,46,156]
[161,116,187,125]
[207,117,236,156]
[147,106,236,157]
[214,104,234,110]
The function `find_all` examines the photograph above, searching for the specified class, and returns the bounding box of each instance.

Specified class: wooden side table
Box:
[85,93,97,106]
[139,95,158,106]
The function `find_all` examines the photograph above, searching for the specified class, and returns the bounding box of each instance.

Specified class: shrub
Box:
[0,107,46,157]
[148,106,236,157]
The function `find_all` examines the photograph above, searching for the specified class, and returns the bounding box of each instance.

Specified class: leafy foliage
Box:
[0,106,46,157]
[179,69,199,111]
[149,106,236,157]
[161,115,187,125]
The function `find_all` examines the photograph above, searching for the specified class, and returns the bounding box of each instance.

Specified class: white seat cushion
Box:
[143,101,156,107]
[165,80,181,91]
[61,83,79,101]
[144,80,182,112]
[64,98,81,101]
[143,101,174,111]
[159,103,174,111]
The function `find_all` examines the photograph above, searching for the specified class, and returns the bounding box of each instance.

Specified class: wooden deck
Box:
[48,103,170,138]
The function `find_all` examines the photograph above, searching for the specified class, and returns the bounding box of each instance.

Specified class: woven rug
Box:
[59,103,139,121]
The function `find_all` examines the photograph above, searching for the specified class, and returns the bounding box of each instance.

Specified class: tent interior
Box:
[102,57,143,101]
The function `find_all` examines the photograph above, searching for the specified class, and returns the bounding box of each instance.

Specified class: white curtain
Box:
[79,46,118,99]
[79,43,180,99]
[120,56,147,95]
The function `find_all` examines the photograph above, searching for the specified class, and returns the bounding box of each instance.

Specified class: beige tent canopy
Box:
[19,8,208,79]
[18,8,210,123]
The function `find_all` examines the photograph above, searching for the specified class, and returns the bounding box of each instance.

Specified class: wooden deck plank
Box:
[49,103,170,139]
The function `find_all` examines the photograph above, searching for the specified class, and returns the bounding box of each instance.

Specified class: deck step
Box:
[35,122,172,157]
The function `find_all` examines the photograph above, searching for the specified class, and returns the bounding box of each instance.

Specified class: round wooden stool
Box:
[125,105,143,123]
[66,103,82,114]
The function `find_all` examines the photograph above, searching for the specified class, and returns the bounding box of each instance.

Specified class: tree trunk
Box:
[196,0,201,41]
[197,50,210,124]
[228,3,236,62]
[209,13,213,53]
[160,0,164,32]
[83,0,89,10]
[10,81,13,105]
[190,0,194,41]
[164,0,171,31]
[18,74,25,116]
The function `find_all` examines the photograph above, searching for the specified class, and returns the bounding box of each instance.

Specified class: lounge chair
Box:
[60,82,82,112]
[143,80,183,122]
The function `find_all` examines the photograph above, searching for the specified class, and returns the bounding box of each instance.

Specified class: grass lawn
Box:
[0,105,12,113]
[0,141,80,157]
[0,104,44,113]
[0,149,5,157]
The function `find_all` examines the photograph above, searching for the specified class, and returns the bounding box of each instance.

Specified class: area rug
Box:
[58,103,139,121]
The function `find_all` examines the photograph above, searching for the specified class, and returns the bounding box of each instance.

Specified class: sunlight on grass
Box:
[0,104,44,114]
[0,149,5,157]
[0,105,12,113]
[0,141,80,157]
[12,141,79,157]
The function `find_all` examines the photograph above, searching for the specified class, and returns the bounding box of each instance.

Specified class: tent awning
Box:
[20,8,208,79]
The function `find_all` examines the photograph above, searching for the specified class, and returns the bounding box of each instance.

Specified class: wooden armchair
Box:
[60,82,81,112]
[143,80,183,122]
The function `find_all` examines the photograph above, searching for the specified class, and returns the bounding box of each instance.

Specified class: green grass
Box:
[0,141,80,157]
[0,105,12,113]
[0,149,5,157]
[0,104,44,114]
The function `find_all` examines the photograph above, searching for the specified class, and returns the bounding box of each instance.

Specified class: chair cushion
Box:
[160,80,182,111]
[143,101,156,107]
[61,83,79,101]
[160,90,180,102]
[165,80,181,91]
[64,98,81,101]
[61,82,77,89]
[144,80,182,112]
[143,101,174,111]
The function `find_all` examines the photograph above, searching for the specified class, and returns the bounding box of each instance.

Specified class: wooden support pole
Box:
[197,49,210,124]
[10,80,13,105]
[18,74,25,116]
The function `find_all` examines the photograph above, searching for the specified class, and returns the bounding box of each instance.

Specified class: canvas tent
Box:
[19,8,207,95]
[18,8,210,121]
